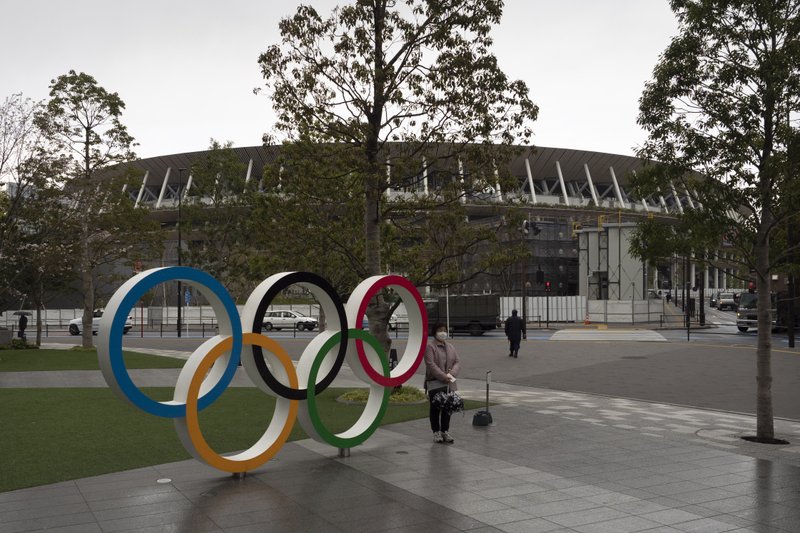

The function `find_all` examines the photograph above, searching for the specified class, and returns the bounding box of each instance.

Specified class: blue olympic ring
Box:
[98,266,242,418]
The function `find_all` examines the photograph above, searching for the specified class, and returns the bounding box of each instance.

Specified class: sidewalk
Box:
[4,368,800,531]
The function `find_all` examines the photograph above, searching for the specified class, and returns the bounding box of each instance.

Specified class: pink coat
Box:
[424,338,461,392]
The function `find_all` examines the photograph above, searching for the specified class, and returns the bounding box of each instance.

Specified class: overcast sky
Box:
[2,0,678,160]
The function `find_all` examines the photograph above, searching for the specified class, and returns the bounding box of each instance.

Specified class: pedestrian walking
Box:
[424,323,461,444]
[18,314,28,340]
[504,309,525,358]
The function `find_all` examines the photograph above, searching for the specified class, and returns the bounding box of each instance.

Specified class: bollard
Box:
[338,448,350,457]
[389,349,401,392]
[686,312,691,342]
[472,371,493,426]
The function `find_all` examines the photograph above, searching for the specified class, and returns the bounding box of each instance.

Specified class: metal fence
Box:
[501,296,586,325]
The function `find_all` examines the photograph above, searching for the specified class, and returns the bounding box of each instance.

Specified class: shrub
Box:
[338,385,426,404]
[1,338,38,350]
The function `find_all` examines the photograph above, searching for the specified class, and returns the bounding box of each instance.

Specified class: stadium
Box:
[121,144,740,302]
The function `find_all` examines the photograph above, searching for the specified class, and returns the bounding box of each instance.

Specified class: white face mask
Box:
[435,331,447,341]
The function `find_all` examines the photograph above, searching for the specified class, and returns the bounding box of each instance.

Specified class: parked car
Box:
[710,292,718,308]
[69,310,133,335]
[717,292,738,311]
[262,310,318,331]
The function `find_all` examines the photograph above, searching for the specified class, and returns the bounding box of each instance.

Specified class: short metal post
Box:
[686,312,690,342]
[485,371,491,413]
[338,448,350,457]
[546,295,550,328]
[472,371,493,426]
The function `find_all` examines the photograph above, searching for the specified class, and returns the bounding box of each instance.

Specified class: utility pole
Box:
[177,168,186,338]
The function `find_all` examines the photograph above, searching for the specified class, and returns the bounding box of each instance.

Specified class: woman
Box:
[424,323,461,444]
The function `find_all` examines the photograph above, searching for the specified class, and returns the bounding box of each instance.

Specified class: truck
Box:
[736,291,800,332]
[424,294,501,336]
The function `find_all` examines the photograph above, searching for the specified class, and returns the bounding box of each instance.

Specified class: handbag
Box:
[425,379,449,393]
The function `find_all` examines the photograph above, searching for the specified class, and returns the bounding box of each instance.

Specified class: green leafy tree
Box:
[1,179,76,346]
[183,140,257,302]
[36,71,162,348]
[0,94,59,304]
[633,0,800,441]
[257,1,537,345]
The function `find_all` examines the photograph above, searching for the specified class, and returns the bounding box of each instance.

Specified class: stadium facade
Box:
[121,144,741,300]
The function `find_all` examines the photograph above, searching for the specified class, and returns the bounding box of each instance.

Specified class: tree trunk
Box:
[362,1,393,354]
[35,280,43,347]
[81,124,94,349]
[364,183,382,277]
[755,235,774,440]
[364,173,392,353]
[80,230,94,349]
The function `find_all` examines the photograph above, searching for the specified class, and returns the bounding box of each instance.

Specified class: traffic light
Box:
[545,281,551,293]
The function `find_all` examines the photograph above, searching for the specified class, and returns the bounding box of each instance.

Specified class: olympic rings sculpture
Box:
[98,267,428,473]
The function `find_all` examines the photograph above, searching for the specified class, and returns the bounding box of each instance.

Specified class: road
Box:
[43,304,800,421]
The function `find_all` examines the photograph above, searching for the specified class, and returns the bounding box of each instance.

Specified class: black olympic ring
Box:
[248,272,348,400]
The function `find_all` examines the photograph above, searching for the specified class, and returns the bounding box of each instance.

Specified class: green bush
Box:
[338,385,426,404]
[0,338,38,350]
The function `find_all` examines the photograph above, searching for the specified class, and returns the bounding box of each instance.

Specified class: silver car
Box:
[69,310,132,335]
[262,310,318,331]
[717,292,738,311]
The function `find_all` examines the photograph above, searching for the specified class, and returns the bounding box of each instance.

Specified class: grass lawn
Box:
[0,387,483,493]
[0,349,185,371]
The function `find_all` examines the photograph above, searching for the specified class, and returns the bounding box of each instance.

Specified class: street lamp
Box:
[177,167,186,338]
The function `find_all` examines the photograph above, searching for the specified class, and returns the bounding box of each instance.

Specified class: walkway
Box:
[4,368,800,531]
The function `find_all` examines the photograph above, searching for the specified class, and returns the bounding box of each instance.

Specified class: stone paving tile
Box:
[36,525,104,533]
[0,511,98,533]
[465,508,537,526]
[95,509,220,532]
[0,492,86,514]
[381,519,464,533]
[628,526,682,533]
[494,517,564,533]
[0,502,91,525]
[571,514,663,532]
[641,508,706,525]
[544,506,630,527]
[0,483,80,504]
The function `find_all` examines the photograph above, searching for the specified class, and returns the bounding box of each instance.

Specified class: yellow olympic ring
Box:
[173,333,299,473]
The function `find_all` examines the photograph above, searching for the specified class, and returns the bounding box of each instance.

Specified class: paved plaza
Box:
[4,351,800,532]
